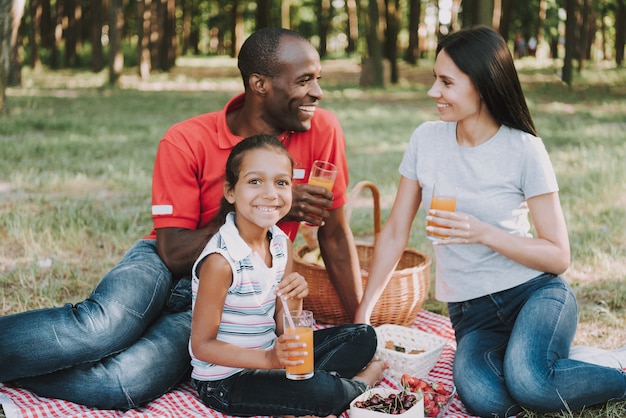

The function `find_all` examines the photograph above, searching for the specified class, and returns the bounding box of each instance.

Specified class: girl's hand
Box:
[426,209,484,245]
[276,272,309,301]
[269,333,308,369]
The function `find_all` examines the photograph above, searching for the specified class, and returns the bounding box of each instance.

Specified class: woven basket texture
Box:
[293,181,432,326]
[374,324,448,381]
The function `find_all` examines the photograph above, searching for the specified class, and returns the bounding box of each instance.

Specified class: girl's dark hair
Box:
[210,134,293,230]
[437,25,537,136]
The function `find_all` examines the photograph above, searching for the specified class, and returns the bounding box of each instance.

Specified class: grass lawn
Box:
[1,56,625,417]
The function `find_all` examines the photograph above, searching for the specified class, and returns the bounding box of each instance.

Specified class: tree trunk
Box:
[405,0,419,64]
[345,0,357,53]
[361,0,385,87]
[316,0,332,57]
[562,0,580,86]
[256,0,271,28]
[137,0,152,78]
[0,0,26,114]
[159,0,176,71]
[616,0,625,65]
[50,0,63,69]
[281,0,291,29]
[29,0,41,69]
[384,0,400,83]
[41,0,52,48]
[64,0,77,67]
[91,0,104,71]
[498,0,513,42]
[230,0,243,58]
[108,0,123,86]
[578,0,590,71]
[537,0,547,57]
[476,0,494,26]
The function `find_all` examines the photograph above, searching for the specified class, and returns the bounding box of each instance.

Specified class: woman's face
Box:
[427,50,482,123]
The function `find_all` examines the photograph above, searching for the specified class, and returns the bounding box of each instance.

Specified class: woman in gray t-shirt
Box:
[355,26,626,417]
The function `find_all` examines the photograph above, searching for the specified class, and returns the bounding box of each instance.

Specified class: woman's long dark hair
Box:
[210,134,293,231]
[437,26,537,136]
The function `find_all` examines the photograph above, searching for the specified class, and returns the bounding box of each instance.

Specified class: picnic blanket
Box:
[0,310,476,418]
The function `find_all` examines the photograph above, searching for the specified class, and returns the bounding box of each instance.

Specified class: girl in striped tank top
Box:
[189,135,386,417]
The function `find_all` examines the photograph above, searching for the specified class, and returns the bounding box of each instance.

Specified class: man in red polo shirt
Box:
[0,27,363,409]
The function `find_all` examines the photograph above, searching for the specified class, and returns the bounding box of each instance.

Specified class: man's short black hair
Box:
[237,27,308,89]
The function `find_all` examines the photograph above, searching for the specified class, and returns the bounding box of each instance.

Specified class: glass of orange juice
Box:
[427,184,457,240]
[303,160,338,227]
[283,310,314,380]
[308,160,337,191]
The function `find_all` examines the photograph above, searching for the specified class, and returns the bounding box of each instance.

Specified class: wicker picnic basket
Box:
[293,181,431,326]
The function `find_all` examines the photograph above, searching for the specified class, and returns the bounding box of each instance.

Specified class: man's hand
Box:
[283,183,334,226]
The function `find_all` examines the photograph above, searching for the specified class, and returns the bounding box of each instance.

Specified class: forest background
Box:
[1,0,626,113]
[1,1,626,416]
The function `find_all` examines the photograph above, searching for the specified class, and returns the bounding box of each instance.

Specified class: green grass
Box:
[1,57,626,417]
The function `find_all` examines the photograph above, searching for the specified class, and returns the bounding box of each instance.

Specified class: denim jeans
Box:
[193,324,376,417]
[0,240,193,409]
[449,273,626,417]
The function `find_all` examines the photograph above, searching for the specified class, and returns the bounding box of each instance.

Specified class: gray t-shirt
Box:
[399,121,559,302]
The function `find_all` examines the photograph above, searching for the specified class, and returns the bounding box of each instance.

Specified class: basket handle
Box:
[344,181,381,242]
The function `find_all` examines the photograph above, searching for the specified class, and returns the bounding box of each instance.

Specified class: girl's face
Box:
[225,148,293,233]
[427,50,483,123]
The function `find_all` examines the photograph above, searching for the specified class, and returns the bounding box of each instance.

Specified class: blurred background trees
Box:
[1,0,625,111]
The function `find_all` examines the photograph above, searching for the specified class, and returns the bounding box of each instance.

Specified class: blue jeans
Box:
[0,240,192,409]
[193,324,376,417]
[449,273,626,417]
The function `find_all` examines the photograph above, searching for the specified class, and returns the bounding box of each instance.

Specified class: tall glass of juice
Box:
[427,184,457,240]
[308,160,337,192]
[283,310,314,380]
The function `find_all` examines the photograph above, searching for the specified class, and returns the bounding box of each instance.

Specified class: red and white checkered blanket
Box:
[0,310,476,417]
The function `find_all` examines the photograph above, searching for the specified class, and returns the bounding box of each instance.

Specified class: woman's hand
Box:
[426,209,485,245]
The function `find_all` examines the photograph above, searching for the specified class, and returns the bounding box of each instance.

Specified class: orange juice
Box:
[308,176,335,191]
[427,196,457,239]
[285,326,314,379]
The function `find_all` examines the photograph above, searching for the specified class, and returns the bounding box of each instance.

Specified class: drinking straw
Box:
[281,296,297,330]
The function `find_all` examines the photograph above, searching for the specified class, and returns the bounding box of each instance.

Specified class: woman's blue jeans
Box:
[449,273,626,417]
[0,240,192,409]
[193,324,376,417]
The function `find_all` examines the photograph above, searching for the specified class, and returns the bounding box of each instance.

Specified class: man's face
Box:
[263,37,323,133]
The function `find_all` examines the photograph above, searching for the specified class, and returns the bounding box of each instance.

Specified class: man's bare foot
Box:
[353,360,387,388]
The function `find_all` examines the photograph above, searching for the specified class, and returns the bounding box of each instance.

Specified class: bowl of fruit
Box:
[400,374,456,418]
[350,387,424,417]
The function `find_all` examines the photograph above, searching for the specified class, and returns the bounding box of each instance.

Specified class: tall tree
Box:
[108,0,124,85]
[137,0,152,78]
[50,0,63,69]
[158,0,177,71]
[617,0,625,65]
[345,0,358,53]
[64,0,79,67]
[405,0,420,64]
[91,0,104,72]
[316,0,332,57]
[563,0,581,86]
[498,0,513,41]
[0,0,26,113]
[257,0,272,28]
[230,0,243,58]
[29,0,42,69]
[384,0,400,83]
[361,0,385,87]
